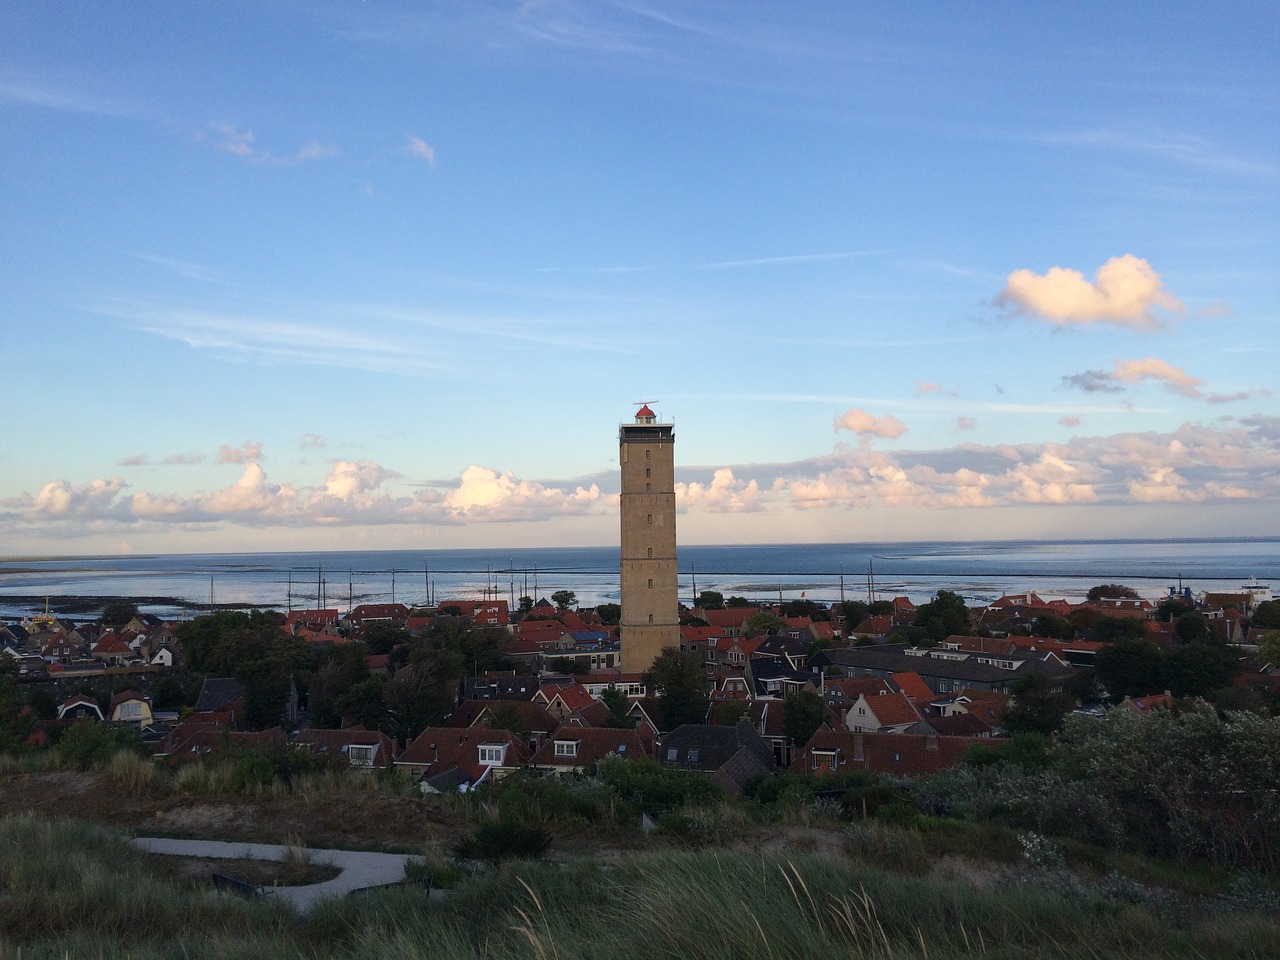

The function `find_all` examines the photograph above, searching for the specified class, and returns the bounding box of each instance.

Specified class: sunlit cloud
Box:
[955,416,977,430]
[216,442,263,465]
[676,468,763,513]
[119,454,149,467]
[1059,416,1081,428]
[835,409,908,439]
[201,121,337,165]
[1064,357,1208,399]
[161,453,207,466]
[998,255,1183,330]
[299,434,327,449]
[916,381,944,395]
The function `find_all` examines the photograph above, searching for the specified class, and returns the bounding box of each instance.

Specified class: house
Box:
[448,699,559,753]
[793,729,979,778]
[295,726,399,769]
[108,690,154,728]
[529,727,654,774]
[195,678,246,724]
[1120,692,1175,716]
[658,719,777,793]
[57,695,104,722]
[536,683,611,726]
[91,633,136,665]
[812,642,1075,696]
[157,718,286,761]
[842,692,926,734]
[395,727,531,792]
[745,658,819,700]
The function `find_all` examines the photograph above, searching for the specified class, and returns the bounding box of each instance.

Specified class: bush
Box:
[56,722,145,770]
[455,819,552,863]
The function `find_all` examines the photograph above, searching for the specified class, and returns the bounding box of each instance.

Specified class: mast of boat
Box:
[839,563,846,607]
[691,562,698,605]
[287,570,292,613]
[348,570,354,616]
[391,567,397,605]
[867,559,876,604]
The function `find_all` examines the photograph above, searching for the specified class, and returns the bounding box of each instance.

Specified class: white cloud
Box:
[916,381,944,394]
[835,409,908,439]
[1059,416,1081,428]
[325,460,398,500]
[118,454,149,467]
[203,121,336,165]
[216,442,264,464]
[407,135,436,166]
[676,468,762,512]
[1113,358,1202,397]
[162,452,207,465]
[998,255,1183,330]
[298,433,327,449]
[955,416,977,430]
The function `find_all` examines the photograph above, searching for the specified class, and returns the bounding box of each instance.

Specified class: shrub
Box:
[455,819,552,863]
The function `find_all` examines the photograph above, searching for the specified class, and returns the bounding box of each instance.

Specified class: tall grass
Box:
[3,814,1280,959]
[107,748,157,796]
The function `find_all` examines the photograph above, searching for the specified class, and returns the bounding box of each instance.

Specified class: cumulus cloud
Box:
[407,135,436,166]
[998,255,1183,329]
[1113,358,1202,397]
[325,460,398,500]
[216,441,264,465]
[835,409,908,439]
[1064,357,1206,398]
[676,469,762,513]
[443,466,600,520]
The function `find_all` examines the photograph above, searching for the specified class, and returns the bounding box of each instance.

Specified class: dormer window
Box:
[478,744,506,765]
[554,740,579,758]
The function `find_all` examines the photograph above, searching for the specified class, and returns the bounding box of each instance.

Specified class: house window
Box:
[645,468,651,478]
[645,450,651,460]
[648,579,653,589]
[687,749,700,763]
[646,547,653,558]
[646,483,652,492]
[478,744,505,765]
[554,740,578,758]
[648,614,653,623]
[666,748,678,761]
[647,514,653,524]
[348,744,375,767]
[891,752,901,763]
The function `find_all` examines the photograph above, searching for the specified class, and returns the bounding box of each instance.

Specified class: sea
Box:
[1,539,1277,621]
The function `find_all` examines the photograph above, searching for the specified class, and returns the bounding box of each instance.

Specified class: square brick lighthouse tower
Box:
[619,404,679,673]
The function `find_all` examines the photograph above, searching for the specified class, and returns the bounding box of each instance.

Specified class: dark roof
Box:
[196,678,246,713]
[661,718,775,775]
[815,643,1074,688]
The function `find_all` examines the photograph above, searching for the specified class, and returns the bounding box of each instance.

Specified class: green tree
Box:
[1163,642,1237,698]
[1175,612,1211,645]
[1259,631,1280,664]
[595,603,621,625]
[1086,584,1140,602]
[696,591,725,611]
[782,690,829,745]
[100,601,138,626]
[1031,614,1072,639]
[837,600,870,634]
[1091,616,1149,644]
[363,622,409,655]
[725,596,752,607]
[913,590,970,644]
[1095,638,1163,701]
[1251,600,1280,630]
[781,599,828,621]
[517,596,534,615]
[745,611,788,636]
[551,590,577,611]
[643,647,708,730]
[1001,672,1075,736]
[600,687,634,728]
[486,701,531,736]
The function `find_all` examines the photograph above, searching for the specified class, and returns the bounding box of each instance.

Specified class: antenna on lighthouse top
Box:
[632,400,659,423]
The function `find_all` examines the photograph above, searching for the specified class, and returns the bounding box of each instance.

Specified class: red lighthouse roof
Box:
[635,404,656,419]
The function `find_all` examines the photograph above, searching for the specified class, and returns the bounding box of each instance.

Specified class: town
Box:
[2,577,1277,792]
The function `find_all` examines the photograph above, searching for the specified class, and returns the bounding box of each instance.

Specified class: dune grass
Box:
[1,812,1279,960]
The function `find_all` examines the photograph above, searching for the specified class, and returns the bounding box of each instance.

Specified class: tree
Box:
[1001,672,1074,736]
[696,591,725,611]
[782,690,829,745]
[1031,614,1072,639]
[1175,612,1211,645]
[1086,584,1140,602]
[1259,631,1280,664]
[745,611,788,636]
[725,596,752,608]
[837,600,869,634]
[595,603,621,625]
[1252,600,1280,630]
[551,590,577,611]
[1163,642,1237,698]
[1091,616,1148,644]
[642,647,708,730]
[781,599,828,621]
[100,601,138,626]
[363,622,409,655]
[600,687,634,728]
[913,591,970,644]
[1094,638,1163,701]
[517,596,534,615]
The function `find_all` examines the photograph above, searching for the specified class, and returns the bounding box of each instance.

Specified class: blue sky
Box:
[2,1,1277,555]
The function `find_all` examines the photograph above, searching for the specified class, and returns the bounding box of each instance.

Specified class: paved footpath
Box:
[130,837,418,912]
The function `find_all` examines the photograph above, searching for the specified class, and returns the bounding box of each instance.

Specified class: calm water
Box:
[1,539,1277,619]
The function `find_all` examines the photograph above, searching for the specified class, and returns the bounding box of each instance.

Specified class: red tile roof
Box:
[793,729,980,777]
